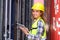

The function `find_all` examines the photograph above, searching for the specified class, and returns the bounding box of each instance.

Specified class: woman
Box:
[19,2,47,40]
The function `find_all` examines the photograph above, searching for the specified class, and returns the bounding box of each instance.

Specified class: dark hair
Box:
[40,10,47,23]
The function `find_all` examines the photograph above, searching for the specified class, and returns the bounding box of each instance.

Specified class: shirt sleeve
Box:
[38,20,44,34]
[26,33,35,39]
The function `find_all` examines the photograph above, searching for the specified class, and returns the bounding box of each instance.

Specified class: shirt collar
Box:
[34,17,41,22]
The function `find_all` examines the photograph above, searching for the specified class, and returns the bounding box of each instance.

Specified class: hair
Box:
[40,10,47,23]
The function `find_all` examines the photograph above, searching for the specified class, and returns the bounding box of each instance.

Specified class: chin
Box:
[34,17,37,19]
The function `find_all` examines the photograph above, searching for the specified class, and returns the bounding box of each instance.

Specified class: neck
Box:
[34,17,41,21]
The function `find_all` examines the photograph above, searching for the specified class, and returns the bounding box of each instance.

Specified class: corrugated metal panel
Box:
[14,0,33,40]
[1,0,33,40]
[44,0,51,24]
[44,0,51,40]
[2,0,12,40]
[0,0,3,40]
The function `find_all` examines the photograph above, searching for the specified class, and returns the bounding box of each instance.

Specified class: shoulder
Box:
[38,19,44,27]
[39,19,45,25]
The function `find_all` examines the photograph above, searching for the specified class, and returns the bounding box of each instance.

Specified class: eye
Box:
[36,10,39,12]
[36,10,40,12]
[32,10,35,12]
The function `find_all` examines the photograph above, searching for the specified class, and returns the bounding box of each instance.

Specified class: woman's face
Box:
[32,9,41,19]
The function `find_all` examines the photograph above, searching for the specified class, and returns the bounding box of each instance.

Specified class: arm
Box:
[19,26,29,35]
[38,21,44,35]
[17,23,29,35]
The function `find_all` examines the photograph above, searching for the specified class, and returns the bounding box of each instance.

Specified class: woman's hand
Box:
[19,26,29,35]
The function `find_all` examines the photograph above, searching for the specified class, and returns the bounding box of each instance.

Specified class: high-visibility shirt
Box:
[29,17,46,38]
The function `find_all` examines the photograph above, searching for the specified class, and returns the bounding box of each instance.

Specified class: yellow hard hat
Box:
[32,3,44,12]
